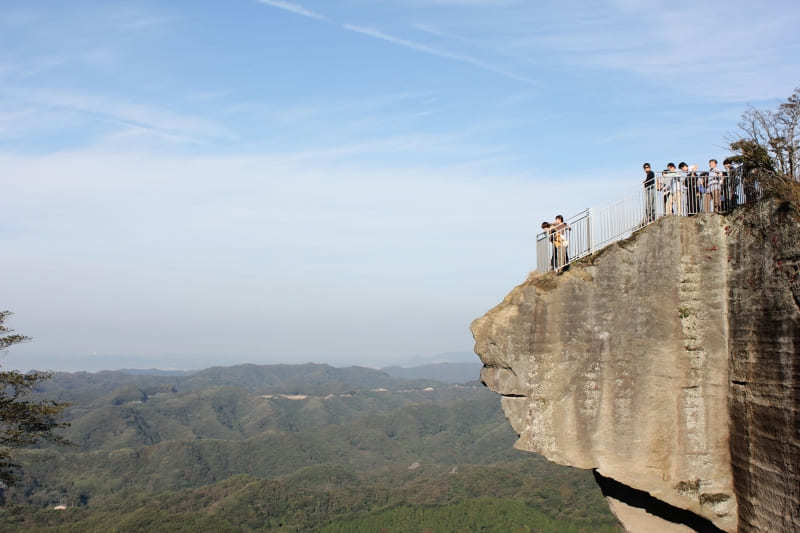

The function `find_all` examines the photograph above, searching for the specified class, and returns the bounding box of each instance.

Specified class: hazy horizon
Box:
[1,347,480,373]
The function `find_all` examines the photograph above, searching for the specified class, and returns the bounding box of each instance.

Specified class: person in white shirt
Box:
[662,162,677,214]
[707,158,724,211]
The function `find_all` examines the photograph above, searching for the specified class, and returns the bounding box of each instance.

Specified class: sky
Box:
[1,0,799,371]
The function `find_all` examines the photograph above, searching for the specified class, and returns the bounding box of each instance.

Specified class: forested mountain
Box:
[1,364,619,532]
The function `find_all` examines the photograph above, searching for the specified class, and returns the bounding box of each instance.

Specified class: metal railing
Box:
[536,169,761,272]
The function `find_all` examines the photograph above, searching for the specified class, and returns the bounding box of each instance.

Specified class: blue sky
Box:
[1,0,799,371]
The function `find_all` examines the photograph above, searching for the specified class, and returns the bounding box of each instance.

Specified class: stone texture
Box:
[472,200,800,533]
[725,201,800,532]
[606,498,695,533]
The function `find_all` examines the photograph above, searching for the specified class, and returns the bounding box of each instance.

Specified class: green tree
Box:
[0,311,68,486]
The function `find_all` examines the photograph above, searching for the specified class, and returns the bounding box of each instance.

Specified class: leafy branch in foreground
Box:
[0,311,69,486]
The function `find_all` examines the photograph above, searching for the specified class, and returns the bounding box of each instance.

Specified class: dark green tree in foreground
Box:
[0,311,68,486]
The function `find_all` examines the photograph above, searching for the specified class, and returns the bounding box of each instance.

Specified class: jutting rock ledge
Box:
[471,199,799,532]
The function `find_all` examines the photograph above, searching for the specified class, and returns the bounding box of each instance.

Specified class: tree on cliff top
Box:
[0,311,68,486]
[732,86,800,182]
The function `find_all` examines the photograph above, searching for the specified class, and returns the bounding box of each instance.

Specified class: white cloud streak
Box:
[342,24,536,86]
[412,23,471,42]
[2,89,235,144]
[256,0,326,20]
[253,0,535,85]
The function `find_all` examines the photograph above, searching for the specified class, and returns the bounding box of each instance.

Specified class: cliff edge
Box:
[471,199,799,532]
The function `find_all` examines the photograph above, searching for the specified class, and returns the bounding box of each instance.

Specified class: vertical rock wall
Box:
[472,200,800,532]
[726,201,800,532]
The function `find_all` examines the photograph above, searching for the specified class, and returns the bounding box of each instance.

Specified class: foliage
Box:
[729,87,800,206]
[0,364,619,531]
[6,389,527,499]
[319,498,619,533]
[0,312,68,486]
[0,467,618,532]
[733,86,800,181]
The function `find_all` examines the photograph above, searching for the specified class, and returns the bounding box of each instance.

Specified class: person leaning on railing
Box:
[541,221,557,271]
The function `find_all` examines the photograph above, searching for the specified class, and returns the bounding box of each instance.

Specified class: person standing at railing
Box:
[723,158,739,207]
[707,159,724,212]
[677,162,698,215]
[552,215,571,273]
[698,171,711,213]
[678,162,699,214]
[662,163,678,214]
[643,163,656,223]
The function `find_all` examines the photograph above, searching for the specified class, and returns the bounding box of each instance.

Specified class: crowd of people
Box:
[641,158,754,222]
[538,158,759,274]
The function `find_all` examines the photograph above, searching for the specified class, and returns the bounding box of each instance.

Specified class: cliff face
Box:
[471,200,799,532]
[726,201,800,532]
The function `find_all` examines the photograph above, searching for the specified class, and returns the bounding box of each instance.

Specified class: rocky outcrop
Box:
[471,200,799,532]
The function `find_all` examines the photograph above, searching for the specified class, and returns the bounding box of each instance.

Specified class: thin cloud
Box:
[408,0,522,4]
[257,0,326,20]
[412,23,472,43]
[254,1,535,85]
[5,88,235,144]
[119,15,172,30]
[342,24,536,86]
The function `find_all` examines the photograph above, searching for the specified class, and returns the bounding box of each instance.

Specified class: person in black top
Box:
[678,162,700,214]
[643,162,656,223]
[723,157,740,207]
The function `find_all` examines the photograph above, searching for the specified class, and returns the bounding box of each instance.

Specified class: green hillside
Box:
[2,364,618,532]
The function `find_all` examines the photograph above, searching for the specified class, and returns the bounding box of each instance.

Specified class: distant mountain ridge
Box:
[183,362,439,393]
[36,362,444,404]
[119,368,192,376]
[381,362,482,384]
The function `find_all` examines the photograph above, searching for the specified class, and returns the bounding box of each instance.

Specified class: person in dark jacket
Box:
[643,162,656,223]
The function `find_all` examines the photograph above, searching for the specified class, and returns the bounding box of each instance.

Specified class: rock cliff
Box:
[471,199,799,532]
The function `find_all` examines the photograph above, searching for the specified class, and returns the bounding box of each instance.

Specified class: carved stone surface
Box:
[472,200,800,532]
